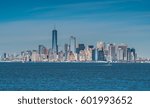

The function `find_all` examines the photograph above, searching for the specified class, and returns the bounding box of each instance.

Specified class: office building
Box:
[52,28,58,54]
[117,44,128,61]
[39,45,47,55]
[109,44,117,62]
[97,49,105,61]
[117,48,124,61]
[92,49,97,61]
[70,36,76,53]
[31,50,39,62]
[127,48,132,61]
[131,48,136,61]
[64,44,69,61]
[76,44,85,54]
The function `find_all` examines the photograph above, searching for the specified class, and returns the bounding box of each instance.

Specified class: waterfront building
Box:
[109,44,117,62]
[76,44,86,60]
[58,51,64,61]
[79,50,86,61]
[131,48,136,61]
[102,44,108,61]
[76,44,85,54]
[52,28,58,54]
[127,48,137,62]
[2,53,7,61]
[78,44,85,52]
[97,49,105,61]
[92,47,105,61]
[127,48,132,61]
[48,49,54,61]
[86,47,92,61]
[117,44,128,61]
[69,36,76,54]
[31,50,40,62]
[3,53,7,59]
[48,48,58,61]
[68,51,77,61]
[64,44,69,61]
[38,45,48,61]
[21,51,26,62]
[77,46,92,61]
[39,45,47,55]
[117,48,124,61]
[23,50,32,62]
[92,49,97,61]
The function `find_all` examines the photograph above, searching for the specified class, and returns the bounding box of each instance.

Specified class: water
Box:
[0,62,150,91]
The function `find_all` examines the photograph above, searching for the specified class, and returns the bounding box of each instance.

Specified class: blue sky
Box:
[0,0,150,58]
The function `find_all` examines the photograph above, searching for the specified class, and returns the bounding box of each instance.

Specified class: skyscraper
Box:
[127,48,132,61]
[39,45,47,55]
[97,49,105,61]
[117,48,124,61]
[52,28,58,54]
[117,44,128,61]
[64,44,69,61]
[131,48,136,61]
[70,36,76,53]
[76,44,85,54]
[92,49,96,61]
[109,44,117,61]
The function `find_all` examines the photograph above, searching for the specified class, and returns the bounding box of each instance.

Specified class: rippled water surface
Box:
[0,63,150,91]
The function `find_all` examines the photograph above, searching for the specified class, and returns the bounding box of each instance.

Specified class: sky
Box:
[0,0,150,58]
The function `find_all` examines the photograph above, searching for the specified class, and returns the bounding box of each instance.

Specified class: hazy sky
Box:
[0,0,150,58]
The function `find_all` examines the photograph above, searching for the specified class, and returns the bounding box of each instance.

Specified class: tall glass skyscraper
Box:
[52,28,58,54]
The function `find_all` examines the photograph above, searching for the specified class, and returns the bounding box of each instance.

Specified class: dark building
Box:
[92,49,96,61]
[92,49,105,61]
[1,53,7,61]
[88,45,94,49]
[52,28,58,54]
[26,50,32,56]
[64,44,69,61]
[39,45,47,55]
[3,53,7,59]
[131,48,136,61]
[127,48,131,61]
[97,49,105,61]
[79,44,85,50]
[127,48,136,61]
[76,44,85,54]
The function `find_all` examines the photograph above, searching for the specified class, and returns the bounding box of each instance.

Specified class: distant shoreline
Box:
[0,61,149,64]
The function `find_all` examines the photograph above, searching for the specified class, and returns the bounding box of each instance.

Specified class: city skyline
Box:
[0,0,150,58]
[0,27,141,62]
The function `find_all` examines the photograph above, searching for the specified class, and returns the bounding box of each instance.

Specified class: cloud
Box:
[27,0,142,13]
[24,0,149,23]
